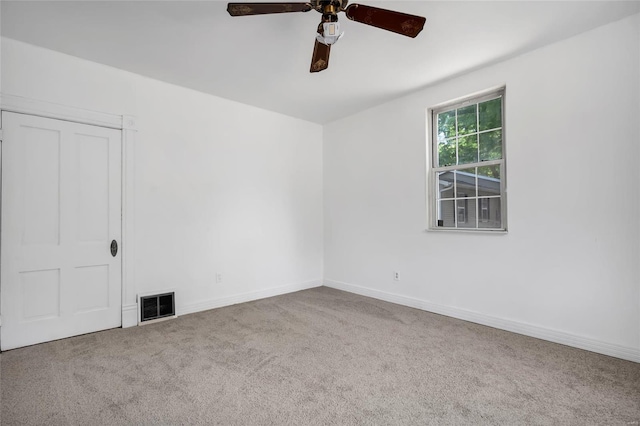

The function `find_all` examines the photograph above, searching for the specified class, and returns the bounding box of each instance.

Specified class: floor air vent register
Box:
[139,292,176,324]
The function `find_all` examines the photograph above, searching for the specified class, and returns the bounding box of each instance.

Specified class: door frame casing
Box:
[0,93,139,335]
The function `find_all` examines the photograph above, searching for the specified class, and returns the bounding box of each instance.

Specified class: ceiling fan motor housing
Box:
[315,0,348,14]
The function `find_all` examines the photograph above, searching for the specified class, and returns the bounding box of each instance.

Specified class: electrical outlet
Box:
[394,271,400,281]
[216,273,223,284]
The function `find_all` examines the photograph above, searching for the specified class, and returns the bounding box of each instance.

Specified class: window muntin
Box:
[430,89,506,231]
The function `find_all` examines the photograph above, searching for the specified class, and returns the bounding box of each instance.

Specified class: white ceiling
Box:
[2,1,639,124]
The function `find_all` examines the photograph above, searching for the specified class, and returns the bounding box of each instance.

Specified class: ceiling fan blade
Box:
[227,3,313,16]
[344,4,425,38]
[310,39,330,73]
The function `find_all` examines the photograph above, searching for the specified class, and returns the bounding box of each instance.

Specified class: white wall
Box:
[1,38,324,320]
[323,14,640,361]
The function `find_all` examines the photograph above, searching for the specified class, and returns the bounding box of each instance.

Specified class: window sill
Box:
[425,227,508,234]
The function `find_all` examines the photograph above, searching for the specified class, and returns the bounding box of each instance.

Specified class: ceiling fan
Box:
[227,0,426,73]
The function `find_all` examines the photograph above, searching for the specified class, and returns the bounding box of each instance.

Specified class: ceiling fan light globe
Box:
[317,22,344,45]
[316,33,343,45]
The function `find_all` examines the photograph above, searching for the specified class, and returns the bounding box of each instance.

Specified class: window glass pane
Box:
[479,129,502,161]
[456,199,476,228]
[479,198,490,222]
[437,199,455,227]
[478,98,502,131]
[455,168,477,198]
[436,171,454,200]
[477,165,500,180]
[457,105,477,136]
[438,138,456,167]
[478,197,501,229]
[457,134,478,165]
[477,166,501,197]
[437,110,456,140]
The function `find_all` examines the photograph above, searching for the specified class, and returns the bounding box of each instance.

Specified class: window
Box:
[429,88,506,231]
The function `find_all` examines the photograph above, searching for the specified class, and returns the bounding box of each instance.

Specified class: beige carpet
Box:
[1,287,639,425]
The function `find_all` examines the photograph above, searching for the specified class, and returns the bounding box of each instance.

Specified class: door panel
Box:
[74,264,110,314]
[20,269,60,321]
[21,126,61,246]
[1,111,122,350]
[77,133,110,242]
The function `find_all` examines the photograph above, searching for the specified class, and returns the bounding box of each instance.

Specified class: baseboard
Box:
[180,279,323,317]
[122,304,138,328]
[324,279,640,364]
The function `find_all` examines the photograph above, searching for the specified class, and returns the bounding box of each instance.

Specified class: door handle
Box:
[111,240,118,257]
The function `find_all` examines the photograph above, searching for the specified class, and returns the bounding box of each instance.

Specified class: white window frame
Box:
[427,88,507,232]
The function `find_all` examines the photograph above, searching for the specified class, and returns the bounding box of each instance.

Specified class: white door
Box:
[1,112,122,350]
